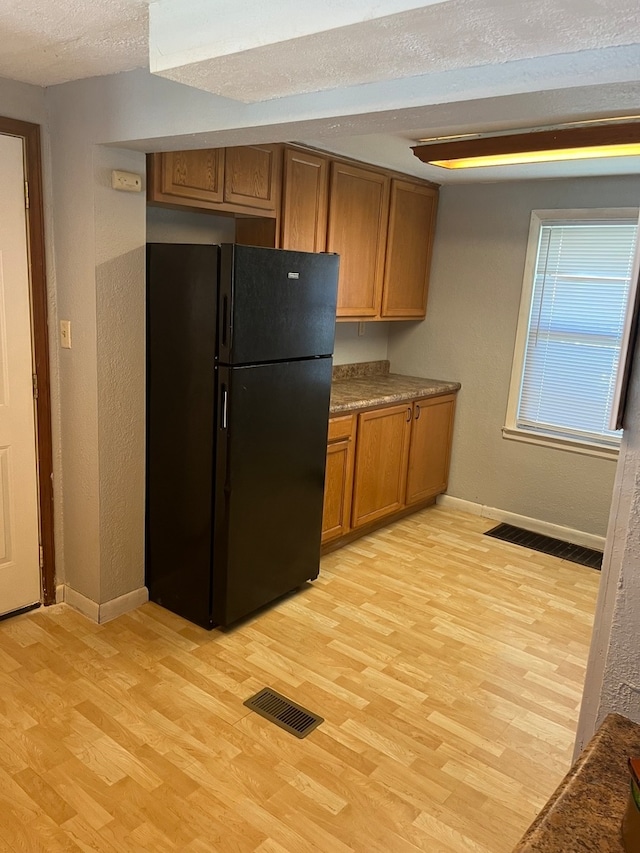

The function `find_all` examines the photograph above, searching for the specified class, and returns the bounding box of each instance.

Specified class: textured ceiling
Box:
[152,0,640,103]
[0,0,639,182]
[0,0,148,85]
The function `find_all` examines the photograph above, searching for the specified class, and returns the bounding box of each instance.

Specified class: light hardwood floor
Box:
[0,507,599,852]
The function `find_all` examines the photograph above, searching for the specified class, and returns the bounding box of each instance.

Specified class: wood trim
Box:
[412,122,640,163]
[0,117,56,605]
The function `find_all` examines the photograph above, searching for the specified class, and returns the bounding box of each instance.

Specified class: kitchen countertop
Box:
[329,360,460,415]
[512,713,640,853]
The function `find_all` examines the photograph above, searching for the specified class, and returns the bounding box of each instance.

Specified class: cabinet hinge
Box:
[39,546,44,569]
[24,180,30,210]
[32,373,38,399]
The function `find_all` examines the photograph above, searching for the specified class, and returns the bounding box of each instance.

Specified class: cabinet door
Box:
[327,162,390,319]
[322,416,355,543]
[322,439,355,543]
[352,404,411,528]
[224,144,281,211]
[281,147,328,252]
[153,149,225,205]
[406,394,456,505]
[382,180,438,319]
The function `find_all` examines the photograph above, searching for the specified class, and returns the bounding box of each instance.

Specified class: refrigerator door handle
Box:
[221,385,228,429]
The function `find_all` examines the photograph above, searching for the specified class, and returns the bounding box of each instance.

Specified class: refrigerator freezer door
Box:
[212,357,332,626]
[219,244,338,365]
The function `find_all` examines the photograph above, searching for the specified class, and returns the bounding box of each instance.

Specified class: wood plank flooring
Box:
[0,507,599,852]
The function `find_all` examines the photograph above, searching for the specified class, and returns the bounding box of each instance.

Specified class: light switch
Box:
[60,320,71,349]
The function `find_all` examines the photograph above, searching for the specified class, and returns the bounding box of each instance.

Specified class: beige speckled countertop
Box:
[329,360,461,415]
[512,713,640,852]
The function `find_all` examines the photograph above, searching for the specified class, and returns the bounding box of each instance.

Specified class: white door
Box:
[0,134,41,614]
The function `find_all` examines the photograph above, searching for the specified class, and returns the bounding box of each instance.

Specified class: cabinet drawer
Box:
[327,414,355,443]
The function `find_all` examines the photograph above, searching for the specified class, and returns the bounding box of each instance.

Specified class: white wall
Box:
[0,77,64,587]
[146,208,235,243]
[94,146,147,603]
[334,322,389,365]
[576,356,640,746]
[389,175,640,538]
[0,76,46,124]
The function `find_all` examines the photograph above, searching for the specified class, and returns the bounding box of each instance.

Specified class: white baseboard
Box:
[63,585,148,624]
[55,584,65,604]
[64,586,99,621]
[99,587,148,623]
[436,494,606,551]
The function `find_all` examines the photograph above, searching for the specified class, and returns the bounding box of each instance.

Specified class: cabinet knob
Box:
[415,404,421,420]
[406,407,412,422]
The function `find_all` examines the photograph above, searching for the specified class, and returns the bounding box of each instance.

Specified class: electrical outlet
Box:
[111,170,142,192]
[60,320,71,349]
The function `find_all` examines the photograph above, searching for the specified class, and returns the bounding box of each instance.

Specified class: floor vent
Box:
[244,688,323,738]
[484,523,603,570]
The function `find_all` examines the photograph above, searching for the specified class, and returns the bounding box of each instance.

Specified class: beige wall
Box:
[146,207,235,244]
[388,175,640,538]
[334,322,389,365]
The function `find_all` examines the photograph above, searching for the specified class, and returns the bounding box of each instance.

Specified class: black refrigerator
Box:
[146,243,339,628]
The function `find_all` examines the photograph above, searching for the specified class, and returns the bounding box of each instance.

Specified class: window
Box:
[505,209,639,457]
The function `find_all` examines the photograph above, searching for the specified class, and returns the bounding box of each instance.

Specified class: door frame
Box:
[0,117,56,605]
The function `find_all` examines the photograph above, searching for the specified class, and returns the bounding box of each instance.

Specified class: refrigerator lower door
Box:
[212,357,332,626]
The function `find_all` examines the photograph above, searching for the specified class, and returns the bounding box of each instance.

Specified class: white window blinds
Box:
[517,219,638,446]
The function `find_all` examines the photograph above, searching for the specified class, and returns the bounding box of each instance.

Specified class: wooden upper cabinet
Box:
[406,394,456,506]
[280,147,328,252]
[352,403,411,528]
[223,144,281,212]
[382,180,438,319]
[149,149,225,207]
[327,162,390,319]
[147,144,282,215]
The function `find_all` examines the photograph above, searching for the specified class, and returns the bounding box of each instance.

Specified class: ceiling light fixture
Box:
[412,121,640,169]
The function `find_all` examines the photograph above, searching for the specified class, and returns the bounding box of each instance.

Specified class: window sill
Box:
[501,426,619,460]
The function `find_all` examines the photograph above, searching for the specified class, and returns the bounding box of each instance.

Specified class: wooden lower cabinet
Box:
[321,415,355,544]
[406,394,456,505]
[322,393,457,550]
[351,404,412,528]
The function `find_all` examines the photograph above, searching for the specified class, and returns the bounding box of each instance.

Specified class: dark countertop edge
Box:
[511,712,640,853]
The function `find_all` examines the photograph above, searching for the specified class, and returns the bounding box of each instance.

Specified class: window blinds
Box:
[518,220,638,446]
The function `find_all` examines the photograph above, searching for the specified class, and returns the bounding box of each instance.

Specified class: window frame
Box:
[503,208,639,460]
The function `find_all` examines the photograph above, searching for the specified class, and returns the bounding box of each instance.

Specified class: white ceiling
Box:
[1,0,640,183]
